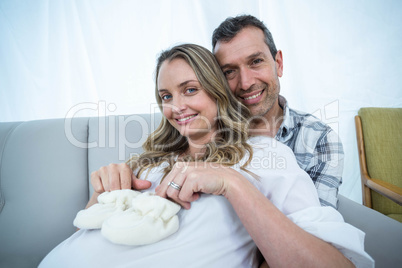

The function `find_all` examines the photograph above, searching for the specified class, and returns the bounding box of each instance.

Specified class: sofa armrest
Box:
[338,194,402,267]
[0,118,90,267]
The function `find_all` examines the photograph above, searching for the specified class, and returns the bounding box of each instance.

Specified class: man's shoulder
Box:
[278,97,343,152]
[285,107,343,153]
[287,107,333,134]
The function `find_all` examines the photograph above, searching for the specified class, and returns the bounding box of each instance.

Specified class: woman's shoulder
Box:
[244,135,303,174]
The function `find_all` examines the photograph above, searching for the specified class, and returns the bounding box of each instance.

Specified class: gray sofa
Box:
[0,114,401,268]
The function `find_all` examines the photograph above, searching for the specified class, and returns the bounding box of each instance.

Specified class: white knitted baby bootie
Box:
[101,192,181,246]
[73,189,141,229]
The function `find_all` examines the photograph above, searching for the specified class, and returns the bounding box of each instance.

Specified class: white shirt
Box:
[39,136,373,268]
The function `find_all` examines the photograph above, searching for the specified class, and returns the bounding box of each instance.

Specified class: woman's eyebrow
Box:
[158,80,199,92]
[178,79,198,87]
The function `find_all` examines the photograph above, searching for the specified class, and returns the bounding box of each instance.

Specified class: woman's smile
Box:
[175,114,198,125]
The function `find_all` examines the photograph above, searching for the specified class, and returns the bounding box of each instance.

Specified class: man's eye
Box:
[252,58,263,65]
[224,70,233,76]
[223,69,236,79]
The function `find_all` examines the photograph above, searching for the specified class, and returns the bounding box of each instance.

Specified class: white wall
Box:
[1,0,401,203]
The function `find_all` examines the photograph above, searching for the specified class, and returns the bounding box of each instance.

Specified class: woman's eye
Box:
[161,95,172,101]
[186,88,197,94]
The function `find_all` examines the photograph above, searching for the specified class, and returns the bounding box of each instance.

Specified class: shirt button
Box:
[281,128,287,137]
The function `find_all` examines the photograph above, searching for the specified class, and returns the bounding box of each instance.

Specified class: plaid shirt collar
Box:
[275,95,294,142]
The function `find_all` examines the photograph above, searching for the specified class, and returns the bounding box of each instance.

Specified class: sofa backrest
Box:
[0,113,162,267]
[87,114,162,196]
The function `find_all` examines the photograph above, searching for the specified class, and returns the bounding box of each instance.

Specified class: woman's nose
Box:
[171,96,187,113]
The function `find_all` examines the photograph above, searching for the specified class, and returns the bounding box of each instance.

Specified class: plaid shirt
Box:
[275,96,344,208]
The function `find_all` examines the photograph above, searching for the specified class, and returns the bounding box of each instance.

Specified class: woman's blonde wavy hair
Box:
[127,44,253,180]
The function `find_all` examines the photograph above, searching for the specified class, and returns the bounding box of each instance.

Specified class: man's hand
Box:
[90,163,152,194]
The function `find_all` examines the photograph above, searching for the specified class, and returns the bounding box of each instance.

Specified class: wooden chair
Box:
[355,107,402,222]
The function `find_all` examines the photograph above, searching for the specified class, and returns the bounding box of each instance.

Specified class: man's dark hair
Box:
[212,15,278,59]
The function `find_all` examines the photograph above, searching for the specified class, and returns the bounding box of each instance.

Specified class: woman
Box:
[39,44,373,267]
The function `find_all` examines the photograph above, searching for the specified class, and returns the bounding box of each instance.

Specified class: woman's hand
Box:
[90,163,152,193]
[86,163,152,209]
[155,162,243,209]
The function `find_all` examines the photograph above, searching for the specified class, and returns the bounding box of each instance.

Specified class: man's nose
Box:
[238,67,255,91]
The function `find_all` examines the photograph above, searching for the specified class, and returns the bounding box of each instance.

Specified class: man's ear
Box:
[275,50,283,77]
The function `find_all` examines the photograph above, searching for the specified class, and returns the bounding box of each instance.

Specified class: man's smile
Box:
[239,89,265,105]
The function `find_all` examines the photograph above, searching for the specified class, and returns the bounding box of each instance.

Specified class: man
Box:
[211,15,344,208]
[90,15,343,209]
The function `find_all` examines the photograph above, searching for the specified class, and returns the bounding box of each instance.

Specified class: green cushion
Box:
[387,213,402,223]
[358,108,402,219]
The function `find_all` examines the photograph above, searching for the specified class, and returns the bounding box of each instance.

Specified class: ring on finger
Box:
[168,181,182,191]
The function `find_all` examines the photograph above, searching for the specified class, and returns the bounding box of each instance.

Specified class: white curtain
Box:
[1,0,401,203]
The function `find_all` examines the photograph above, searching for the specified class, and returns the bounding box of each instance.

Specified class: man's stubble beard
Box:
[247,79,280,119]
